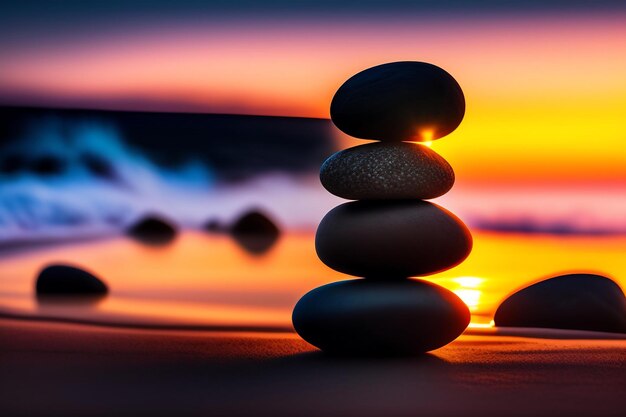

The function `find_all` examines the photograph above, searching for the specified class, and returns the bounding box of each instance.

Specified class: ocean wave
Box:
[2,117,625,245]
[0,118,341,243]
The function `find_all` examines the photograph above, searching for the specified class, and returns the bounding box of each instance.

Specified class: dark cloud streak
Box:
[3,1,625,26]
[2,1,624,51]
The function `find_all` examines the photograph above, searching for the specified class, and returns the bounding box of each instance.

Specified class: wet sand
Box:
[2,231,626,330]
[1,318,625,417]
[1,232,625,415]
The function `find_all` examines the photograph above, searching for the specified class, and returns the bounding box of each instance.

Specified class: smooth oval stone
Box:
[127,215,177,245]
[231,209,280,237]
[331,61,465,142]
[320,142,454,200]
[494,274,626,333]
[36,264,108,296]
[315,200,472,277]
[292,279,470,355]
[230,209,281,255]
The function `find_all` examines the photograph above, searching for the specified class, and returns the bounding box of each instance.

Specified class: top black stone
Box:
[330,61,465,142]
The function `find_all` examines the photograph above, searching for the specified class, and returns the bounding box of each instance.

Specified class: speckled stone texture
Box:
[315,200,472,278]
[320,142,454,200]
[330,61,465,142]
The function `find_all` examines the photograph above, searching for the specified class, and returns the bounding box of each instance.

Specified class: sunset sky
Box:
[1,1,625,187]
[1,1,626,331]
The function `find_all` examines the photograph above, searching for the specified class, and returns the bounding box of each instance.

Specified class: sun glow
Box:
[417,128,435,142]
[467,322,494,329]
[453,289,482,311]
[453,276,484,288]
[450,276,485,312]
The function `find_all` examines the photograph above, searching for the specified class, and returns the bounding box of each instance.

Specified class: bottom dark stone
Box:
[292,279,470,356]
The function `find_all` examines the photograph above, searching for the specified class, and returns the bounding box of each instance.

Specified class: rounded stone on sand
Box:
[494,273,626,333]
[320,142,454,200]
[230,209,281,255]
[315,200,472,278]
[127,215,177,245]
[231,209,280,238]
[292,279,470,355]
[36,264,108,296]
[331,61,465,142]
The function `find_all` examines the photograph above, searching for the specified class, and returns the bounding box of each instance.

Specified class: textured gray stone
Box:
[320,142,454,200]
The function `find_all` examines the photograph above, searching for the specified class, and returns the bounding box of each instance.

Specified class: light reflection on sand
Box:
[0,231,624,330]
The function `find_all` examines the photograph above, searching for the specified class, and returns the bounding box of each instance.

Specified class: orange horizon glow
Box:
[0,231,625,330]
[1,15,625,186]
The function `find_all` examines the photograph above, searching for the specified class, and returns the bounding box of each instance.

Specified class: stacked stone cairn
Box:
[292,61,473,355]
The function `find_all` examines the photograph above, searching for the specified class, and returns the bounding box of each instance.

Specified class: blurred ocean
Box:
[0,106,340,244]
[1,106,625,246]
